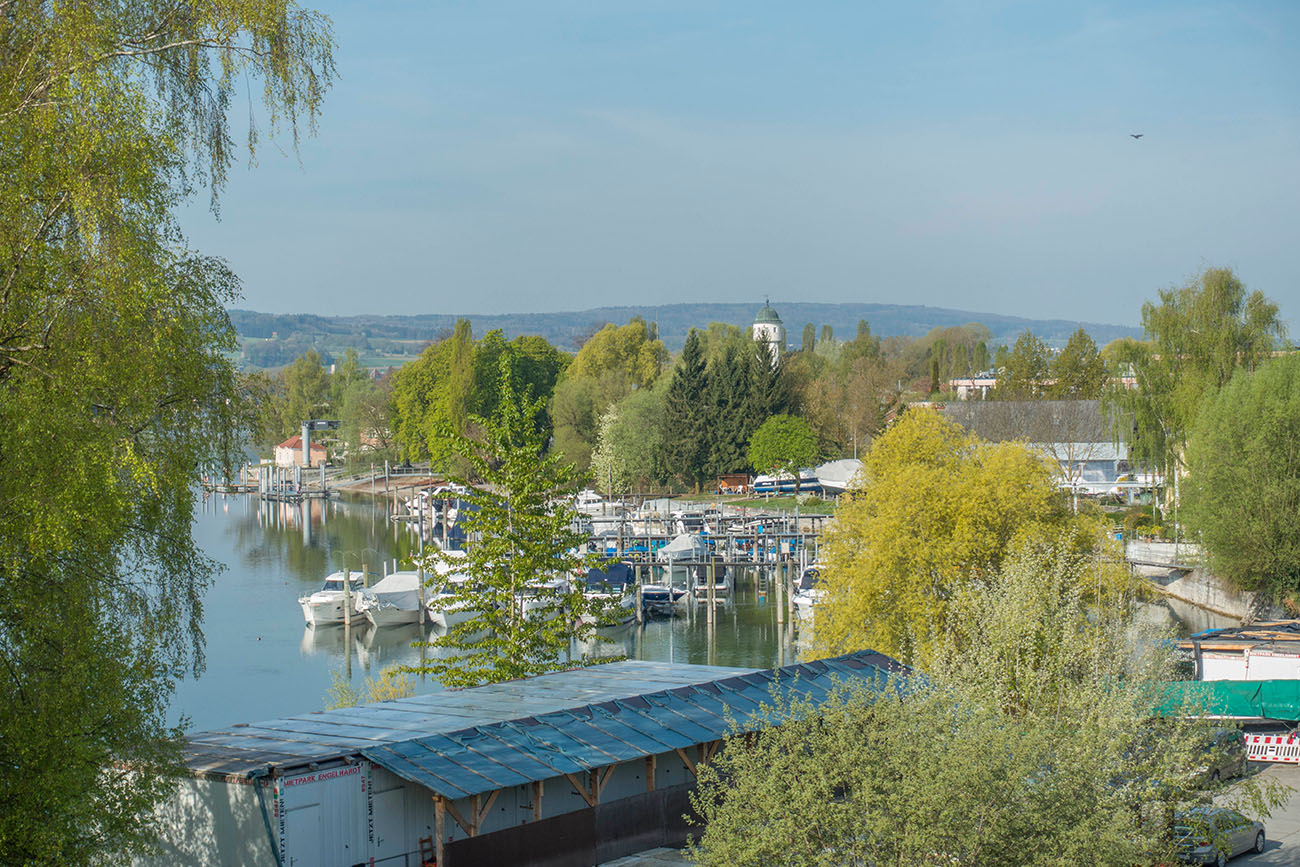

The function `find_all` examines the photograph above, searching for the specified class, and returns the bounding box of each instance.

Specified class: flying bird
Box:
[1130,133,1143,139]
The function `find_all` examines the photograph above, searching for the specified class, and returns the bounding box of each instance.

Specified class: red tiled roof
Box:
[276,435,327,452]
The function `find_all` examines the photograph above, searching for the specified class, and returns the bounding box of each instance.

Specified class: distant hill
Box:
[229,303,1142,367]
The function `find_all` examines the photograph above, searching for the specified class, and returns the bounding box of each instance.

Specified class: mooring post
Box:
[635,564,644,625]
[343,567,352,628]
[776,562,785,626]
[707,561,715,625]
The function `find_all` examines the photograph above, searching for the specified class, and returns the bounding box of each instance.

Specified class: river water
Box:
[173,492,800,731]
[173,492,1234,732]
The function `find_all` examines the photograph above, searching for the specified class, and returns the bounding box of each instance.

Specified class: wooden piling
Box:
[343,567,352,628]
[776,563,785,626]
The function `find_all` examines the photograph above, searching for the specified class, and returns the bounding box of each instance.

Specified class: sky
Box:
[181,1,1300,329]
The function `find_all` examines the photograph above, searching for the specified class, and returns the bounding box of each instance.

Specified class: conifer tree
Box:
[661,330,711,490]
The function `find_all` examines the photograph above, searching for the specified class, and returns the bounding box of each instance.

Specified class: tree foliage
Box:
[994,330,1051,399]
[1050,327,1106,398]
[0,1,335,860]
[747,415,818,489]
[690,544,1283,867]
[1185,354,1300,601]
[661,330,711,490]
[1106,267,1284,480]
[813,409,1116,666]
[412,362,617,687]
[391,320,566,468]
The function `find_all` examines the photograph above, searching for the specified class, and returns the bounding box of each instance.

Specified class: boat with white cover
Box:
[426,571,480,629]
[793,564,825,620]
[517,576,572,622]
[298,570,367,627]
[356,571,424,628]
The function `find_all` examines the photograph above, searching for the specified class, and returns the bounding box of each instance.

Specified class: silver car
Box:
[1175,807,1266,866]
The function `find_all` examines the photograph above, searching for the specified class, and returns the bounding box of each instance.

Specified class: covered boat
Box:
[356,571,424,628]
[578,562,637,626]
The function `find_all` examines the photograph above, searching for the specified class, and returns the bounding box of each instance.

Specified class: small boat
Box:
[356,571,425,628]
[793,564,825,620]
[426,571,479,630]
[578,562,637,627]
[517,577,572,622]
[639,583,688,617]
[298,570,367,627]
[752,468,822,494]
[690,557,731,601]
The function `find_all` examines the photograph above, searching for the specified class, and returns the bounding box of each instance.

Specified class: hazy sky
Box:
[181,1,1300,329]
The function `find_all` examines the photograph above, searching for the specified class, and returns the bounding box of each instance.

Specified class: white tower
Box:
[751,298,785,364]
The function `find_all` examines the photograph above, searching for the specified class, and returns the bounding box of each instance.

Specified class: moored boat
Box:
[356,571,424,628]
[298,570,367,627]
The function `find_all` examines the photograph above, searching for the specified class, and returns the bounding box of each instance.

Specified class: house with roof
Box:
[132,651,906,867]
[275,434,328,469]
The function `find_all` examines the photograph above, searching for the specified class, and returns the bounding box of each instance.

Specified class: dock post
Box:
[776,563,785,626]
[362,563,370,588]
[635,565,644,625]
[343,568,352,628]
[707,562,715,625]
[787,560,796,623]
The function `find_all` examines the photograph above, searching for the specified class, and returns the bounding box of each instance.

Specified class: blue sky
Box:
[182,1,1300,329]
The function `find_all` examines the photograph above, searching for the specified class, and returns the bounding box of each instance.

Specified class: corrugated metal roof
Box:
[361,651,905,800]
[184,660,758,777]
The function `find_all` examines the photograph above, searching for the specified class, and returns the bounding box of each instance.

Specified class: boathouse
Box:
[134,651,905,867]
[274,434,328,469]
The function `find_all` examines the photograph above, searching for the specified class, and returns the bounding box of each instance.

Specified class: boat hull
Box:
[299,593,362,627]
[363,606,422,628]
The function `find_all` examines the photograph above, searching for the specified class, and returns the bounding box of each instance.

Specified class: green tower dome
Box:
[753,301,782,325]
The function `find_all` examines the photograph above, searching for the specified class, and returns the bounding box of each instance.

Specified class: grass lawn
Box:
[727,495,837,515]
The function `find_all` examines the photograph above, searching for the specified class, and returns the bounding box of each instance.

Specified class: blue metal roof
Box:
[361,651,905,800]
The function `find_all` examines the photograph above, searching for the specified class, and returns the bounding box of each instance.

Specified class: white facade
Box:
[751,301,785,362]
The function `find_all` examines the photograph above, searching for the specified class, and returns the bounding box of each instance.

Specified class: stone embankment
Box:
[1127,540,1281,622]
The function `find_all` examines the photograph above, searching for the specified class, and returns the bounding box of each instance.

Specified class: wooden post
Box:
[787,560,796,623]
[776,563,785,625]
[707,561,715,625]
[362,563,370,588]
[434,796,446,866]
[532,780,543,822]
[645,754,656,791]
[635,565,644,625]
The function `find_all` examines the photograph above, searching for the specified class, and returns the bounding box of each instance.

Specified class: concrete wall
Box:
[133,776,276,867]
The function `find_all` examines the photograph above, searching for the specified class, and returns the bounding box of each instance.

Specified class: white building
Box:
[751,299,785,363]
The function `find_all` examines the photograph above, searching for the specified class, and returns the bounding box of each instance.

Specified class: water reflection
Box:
[178,491,1231,733]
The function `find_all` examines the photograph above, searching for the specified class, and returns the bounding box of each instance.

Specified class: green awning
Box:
[1156,680,1300,721]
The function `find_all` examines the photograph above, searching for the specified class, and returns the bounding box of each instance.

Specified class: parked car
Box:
[1193,728,1247,785]
[1174,807,1265,866]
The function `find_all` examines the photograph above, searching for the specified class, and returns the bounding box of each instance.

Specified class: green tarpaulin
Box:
[1156,680,1300,721]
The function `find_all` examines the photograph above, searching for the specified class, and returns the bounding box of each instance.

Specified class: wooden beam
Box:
[473,789,499,835]
[596,764,617,801]
[675,747,697,778]
[565,771,598,807]
[533,780,543,822]
[437,795,473,838]
[645,755,656,792]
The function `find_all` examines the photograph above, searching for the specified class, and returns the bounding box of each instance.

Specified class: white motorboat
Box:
[356,571,424,628]
[298,570,367,627]
[426,571,480,630]
[752,468,822,494]
[578,562,637,627]
[517,577,572,622]
[792,564,825,620]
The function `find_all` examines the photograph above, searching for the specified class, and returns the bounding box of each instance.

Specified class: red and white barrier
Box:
[1246,734,1300,763]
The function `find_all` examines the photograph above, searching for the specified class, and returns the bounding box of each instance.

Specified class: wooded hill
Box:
[230,302,1140,367]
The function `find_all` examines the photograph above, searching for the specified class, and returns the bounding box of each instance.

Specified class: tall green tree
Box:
[994,330,1051,399]
[591,383,669,494]
[1185,354,1300,601]
[661,330,711,490]
[279,348,332,433]
[1106,267,1284,483]
[801,322,816,354]
[819,324,833,345]
[747,414,819,493]
[0,1,334,861]
[1050,327,1106,398]
[413,362,616,688]
[702,344,753,478]
[550,316,666,467]
[744,340,791,431]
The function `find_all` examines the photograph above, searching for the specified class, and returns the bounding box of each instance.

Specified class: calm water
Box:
[174,493,800,731]
[174,492,1230,732]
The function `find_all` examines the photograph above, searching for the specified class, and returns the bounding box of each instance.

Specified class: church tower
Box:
[751,298,786,364]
